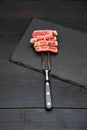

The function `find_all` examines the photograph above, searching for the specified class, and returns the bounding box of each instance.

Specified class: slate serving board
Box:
[10,18,87,88]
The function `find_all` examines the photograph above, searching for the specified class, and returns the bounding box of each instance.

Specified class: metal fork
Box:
[42,52,52,110]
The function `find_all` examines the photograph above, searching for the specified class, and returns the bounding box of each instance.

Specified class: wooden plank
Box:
[0,28,87,108]
[0,19,87,60]
[0,18,32,33]
[0,109,87,130]
[0,1,86,18]
[0,1,86,129]
[0,60,87,108]
[0,18,87,37]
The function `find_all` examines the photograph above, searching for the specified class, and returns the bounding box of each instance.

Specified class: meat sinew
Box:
[32,30,58,37]
[30,30,58,53]
[34,46,58,53]
[34,40,58,47]
[30,34,57,44]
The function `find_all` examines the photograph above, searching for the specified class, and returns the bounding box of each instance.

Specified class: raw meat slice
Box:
[34,40,58,47]
[48,46,58,53]
[30,35,57,43]
[34,46,58,53]
[32,30,58,37]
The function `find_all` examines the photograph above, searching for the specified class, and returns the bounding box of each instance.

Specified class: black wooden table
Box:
[0,0,87,130]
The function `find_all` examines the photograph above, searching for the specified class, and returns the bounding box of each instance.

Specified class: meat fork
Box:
[42,52,52,110]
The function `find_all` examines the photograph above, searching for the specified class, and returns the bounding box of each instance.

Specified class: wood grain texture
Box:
[0,0,87,19]
[0,34,87,108]
[0,76,87,108]
[0,0,87,129]
[0,109,87,130]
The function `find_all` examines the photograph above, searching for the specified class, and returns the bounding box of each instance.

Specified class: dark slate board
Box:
[10,18,87,88]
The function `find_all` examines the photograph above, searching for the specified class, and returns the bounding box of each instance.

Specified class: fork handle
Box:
[44,70,52,110]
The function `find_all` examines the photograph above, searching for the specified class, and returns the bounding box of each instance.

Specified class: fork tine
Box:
[47,52,51,71]
[42,52,51,71]
[42,52,45,70]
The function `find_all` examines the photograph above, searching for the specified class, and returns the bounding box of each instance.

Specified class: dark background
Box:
[0,0,87,130]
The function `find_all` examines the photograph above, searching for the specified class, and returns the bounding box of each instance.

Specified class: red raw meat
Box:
[34,40,58,47]
[32,30,58,37]
[30,35,57,43]
[34,46,58,53]
[30,30,58,53]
